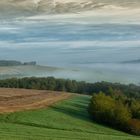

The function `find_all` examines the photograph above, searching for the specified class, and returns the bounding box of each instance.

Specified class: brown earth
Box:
[0,88,73,113]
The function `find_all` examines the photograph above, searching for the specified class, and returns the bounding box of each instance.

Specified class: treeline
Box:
[0,77,140,98]
[0,60,36,66]
[89,90,140,135]
[0,60,22,66]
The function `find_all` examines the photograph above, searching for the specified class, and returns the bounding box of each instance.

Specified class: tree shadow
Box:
[50,101,93,123]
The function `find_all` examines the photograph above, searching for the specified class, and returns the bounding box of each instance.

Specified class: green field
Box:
[0,95,139,140]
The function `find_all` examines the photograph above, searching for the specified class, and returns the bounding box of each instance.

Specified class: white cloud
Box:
[24,7,140,25]
[0,40,140,50]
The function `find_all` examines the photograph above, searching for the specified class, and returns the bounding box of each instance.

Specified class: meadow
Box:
[0,95,139,140]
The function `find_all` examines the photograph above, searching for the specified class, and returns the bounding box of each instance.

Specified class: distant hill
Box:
[121,59,140,64]
[0,60,36,66]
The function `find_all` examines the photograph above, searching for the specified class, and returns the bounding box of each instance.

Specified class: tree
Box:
[89,92,132,133]
[89,92,116,124]
[114,101,131,127]
[130,100,140,119]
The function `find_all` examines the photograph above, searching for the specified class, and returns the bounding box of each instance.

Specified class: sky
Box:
[0,0,140,84]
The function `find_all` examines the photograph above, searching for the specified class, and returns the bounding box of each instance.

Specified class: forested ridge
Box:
[0,77,139,98]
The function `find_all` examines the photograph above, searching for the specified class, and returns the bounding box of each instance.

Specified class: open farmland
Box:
[0,89,139,140]
[0,88,72,113]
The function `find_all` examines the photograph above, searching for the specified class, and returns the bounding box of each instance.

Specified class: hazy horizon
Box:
[0,0,140,84]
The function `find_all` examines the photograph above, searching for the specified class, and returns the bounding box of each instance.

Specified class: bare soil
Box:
[0,88,72,113]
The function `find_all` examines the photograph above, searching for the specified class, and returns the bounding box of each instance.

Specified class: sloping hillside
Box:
[0,94,139,140]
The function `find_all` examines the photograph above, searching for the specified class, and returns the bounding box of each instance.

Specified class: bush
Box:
[128,119,140,135]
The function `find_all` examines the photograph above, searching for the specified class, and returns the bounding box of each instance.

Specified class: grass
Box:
[0,95,139,140]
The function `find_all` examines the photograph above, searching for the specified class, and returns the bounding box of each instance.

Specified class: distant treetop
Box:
[0,60,36,66]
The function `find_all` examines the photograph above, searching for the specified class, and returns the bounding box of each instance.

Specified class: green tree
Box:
[89,92,116,124]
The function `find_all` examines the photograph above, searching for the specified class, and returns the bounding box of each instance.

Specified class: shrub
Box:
[128,119,140,135]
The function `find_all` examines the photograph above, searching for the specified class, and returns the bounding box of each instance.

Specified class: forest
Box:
[0,77,140,98]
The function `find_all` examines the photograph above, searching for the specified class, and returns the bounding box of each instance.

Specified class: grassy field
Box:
[0,95,139,140]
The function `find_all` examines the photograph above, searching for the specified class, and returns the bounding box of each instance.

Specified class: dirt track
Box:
[0,88,72,113]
